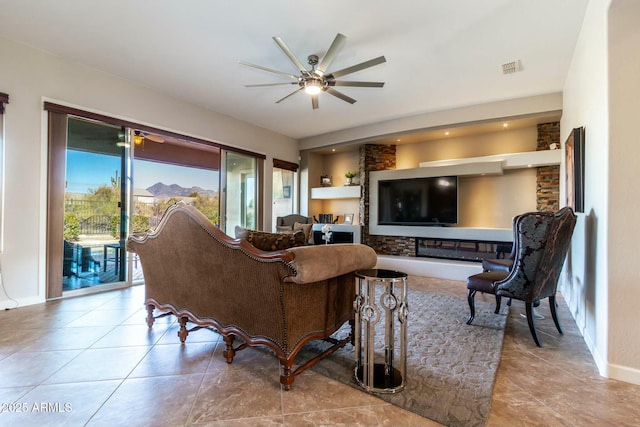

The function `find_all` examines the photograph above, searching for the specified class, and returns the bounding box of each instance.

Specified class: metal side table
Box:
[354,268,408,393]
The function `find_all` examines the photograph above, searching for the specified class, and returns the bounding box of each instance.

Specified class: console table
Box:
[354,268,408,393]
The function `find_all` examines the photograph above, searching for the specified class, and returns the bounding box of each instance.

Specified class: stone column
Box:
[536,122,560,211]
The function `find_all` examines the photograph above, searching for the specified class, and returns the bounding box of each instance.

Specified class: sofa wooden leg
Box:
[223,334,236,363]
[146,304,155,328]
[177,316,189,343]
[280,358,295,391]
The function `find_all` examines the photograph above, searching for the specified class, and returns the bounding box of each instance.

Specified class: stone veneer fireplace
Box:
[359,122,560,261]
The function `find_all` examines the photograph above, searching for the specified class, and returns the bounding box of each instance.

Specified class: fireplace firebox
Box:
[415,237,512,263]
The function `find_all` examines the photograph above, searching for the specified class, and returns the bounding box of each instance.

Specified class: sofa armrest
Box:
[284,244,377,284]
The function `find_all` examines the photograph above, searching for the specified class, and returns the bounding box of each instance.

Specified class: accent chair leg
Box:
[466,289,477,325]
[494,295,502,314]
[525,302,542,347]
[549,295,563,335]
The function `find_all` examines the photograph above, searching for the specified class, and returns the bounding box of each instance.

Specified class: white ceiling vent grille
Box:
[501,60,522,74]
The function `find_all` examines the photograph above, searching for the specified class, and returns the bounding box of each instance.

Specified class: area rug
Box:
[305,290,508,427]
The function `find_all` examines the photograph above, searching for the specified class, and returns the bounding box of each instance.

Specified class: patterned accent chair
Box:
[275,214,314,244]
[481,213,522,273]
[466,207,577,346]
[276,214,313,229]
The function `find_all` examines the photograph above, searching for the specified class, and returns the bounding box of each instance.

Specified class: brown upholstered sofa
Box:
[127,202,377,390]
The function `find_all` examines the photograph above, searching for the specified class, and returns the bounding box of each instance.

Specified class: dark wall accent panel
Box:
[359,144,415,256]
[536,122,560,212]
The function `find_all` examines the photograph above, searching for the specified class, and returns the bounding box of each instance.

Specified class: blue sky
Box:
[66,150,219,194]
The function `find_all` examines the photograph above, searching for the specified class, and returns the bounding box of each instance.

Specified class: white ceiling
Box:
[0,0,588,141]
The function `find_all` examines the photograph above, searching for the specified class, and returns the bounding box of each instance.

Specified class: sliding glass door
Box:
[47,103,263,299]
[272,167,296,231]
[63,118,129,291]
[223,151,257,234]
[131,134,220,282]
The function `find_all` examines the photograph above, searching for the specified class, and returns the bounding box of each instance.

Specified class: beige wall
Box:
[458,169,537,228]
[0,37,298,307]
[559,0,640,386]
[607,0,640,383]
[396,127,538,169]
[560,0,611,379]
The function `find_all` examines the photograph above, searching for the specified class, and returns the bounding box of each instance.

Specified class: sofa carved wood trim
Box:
[127,202,377,390]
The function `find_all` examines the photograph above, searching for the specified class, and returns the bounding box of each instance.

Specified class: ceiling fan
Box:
[240,33,386,109]
[133,130,165,146]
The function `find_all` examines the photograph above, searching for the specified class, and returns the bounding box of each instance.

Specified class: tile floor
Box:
[1,276,639,426]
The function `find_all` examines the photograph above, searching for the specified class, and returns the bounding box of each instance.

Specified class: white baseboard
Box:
[607,362,640,386]
[0,295,45,310]
[375,255,483,281]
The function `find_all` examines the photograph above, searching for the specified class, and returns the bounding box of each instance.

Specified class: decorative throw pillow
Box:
[293,222,313,244]
[245,230,306,251]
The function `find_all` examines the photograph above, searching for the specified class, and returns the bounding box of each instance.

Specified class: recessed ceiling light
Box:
[503,123,509,128]
[331,148,336,152]
[396,139,401,142]
[445,131,450,136]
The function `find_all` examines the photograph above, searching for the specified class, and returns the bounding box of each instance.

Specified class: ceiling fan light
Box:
[304,80,322,95]
[133,131,144,145]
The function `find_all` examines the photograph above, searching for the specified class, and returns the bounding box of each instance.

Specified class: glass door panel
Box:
[272,167,295,231]
[131,148,220,282]
[223,151,257,234]
[63,118,128,291]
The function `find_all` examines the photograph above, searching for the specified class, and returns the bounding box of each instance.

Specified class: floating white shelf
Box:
[418,149,561,174]
[311,185,361,199]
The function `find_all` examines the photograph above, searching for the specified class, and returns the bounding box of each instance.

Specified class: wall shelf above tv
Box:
[311,185,361,199]
[418,149,561,173]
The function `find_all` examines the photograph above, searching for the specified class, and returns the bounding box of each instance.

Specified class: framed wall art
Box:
[565,126,585,213]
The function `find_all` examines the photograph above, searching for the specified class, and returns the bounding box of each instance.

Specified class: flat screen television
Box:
[378,176,458,226]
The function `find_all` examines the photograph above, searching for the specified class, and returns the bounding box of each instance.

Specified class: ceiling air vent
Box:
[501,60,522,75]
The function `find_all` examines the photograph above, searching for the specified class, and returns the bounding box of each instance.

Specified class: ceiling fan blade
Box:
[325,87,356,104]
[326,56,387,79]
[245,82,299,88]
[275,87,304,104]
[272,37,308,74]
[238,61,299,80]
[142,133,165,143]
[328,81,385,88]
[311,94,319,110]
[317,33,346,75]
